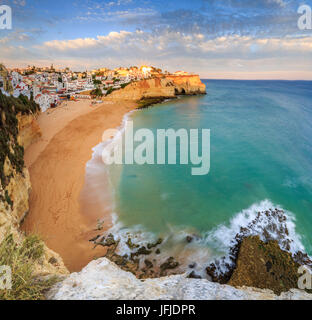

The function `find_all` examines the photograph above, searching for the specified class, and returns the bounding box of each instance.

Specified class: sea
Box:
[86,80,312,277]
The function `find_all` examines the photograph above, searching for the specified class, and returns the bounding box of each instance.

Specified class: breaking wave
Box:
[103,199,307,279]
[202,199,306,277]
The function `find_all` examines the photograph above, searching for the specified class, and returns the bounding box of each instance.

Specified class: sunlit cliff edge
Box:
[105,75,206,101]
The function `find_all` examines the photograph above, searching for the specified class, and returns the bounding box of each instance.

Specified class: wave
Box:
[204,199,304,254]
[103,199,307,279]
[201,199,306,277]
[81,110,137,224]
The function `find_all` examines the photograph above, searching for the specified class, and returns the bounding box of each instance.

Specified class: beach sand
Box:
[22,99,137,272]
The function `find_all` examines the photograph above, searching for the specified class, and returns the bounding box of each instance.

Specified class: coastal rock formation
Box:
[106,75,206,101]
[206,208,310,284]
[17,113,42,149]
[166,75,207,95]
[0,112,41,235]
[0,92,68,276]
[47,257,312,300]
[107,77,176,100]
[206,209,312,295]
[228,236,301,295]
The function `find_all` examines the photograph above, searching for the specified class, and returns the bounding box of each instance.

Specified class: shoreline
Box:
[22,99,138,272]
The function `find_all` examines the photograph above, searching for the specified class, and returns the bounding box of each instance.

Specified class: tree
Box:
[91,88,103,97]
[93,79,102,85]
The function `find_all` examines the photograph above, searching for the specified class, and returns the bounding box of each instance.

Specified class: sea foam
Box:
[103,199,307,279]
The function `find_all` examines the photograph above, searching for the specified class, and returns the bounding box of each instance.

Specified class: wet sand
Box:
[22,99,137,272]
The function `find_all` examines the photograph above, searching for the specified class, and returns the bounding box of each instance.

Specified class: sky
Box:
[0,0,312,79]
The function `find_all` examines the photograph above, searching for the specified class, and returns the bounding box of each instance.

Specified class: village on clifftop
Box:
[0,64,192,112]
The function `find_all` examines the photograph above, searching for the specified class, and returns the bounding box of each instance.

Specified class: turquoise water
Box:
[110,80,312,256]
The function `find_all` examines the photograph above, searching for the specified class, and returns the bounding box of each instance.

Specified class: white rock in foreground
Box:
[47,258,312,300]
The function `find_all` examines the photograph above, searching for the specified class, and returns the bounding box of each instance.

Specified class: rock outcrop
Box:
[205,209,312,295]
[206,208,311,286]
[228,236,301,295]
[47,258,312,300]
[166,75,207,95]
[107,77,176,100]
[17,113,42,149]
[106,75,206,101]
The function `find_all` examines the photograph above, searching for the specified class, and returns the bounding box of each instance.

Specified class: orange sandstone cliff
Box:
[106,75,206,101]
[166,75,206,95]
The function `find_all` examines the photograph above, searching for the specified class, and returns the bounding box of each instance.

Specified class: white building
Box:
[35,93,59,112]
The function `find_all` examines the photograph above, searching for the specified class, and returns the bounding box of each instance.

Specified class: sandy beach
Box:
[22,99,137,272]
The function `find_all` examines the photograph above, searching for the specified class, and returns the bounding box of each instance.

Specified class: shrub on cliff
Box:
[90,88,103,97]
[120,82,131,89]
[0,233,58,300]
[105,87,115,96]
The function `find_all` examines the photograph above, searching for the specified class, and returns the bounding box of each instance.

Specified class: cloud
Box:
[1,29,301,79]
[37,30,312,59]
[1,0,312,79]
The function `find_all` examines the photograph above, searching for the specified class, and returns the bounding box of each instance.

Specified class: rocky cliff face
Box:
[106,75,206,101]
[47,257,312,300]
[166,75,207,95]
[228,236,301,295]
[17,113,42,149]
[0,92,68,276]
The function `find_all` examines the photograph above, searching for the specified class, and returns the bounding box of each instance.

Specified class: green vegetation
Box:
[120,82,131,89]
[0,92,40,188]
[228,236,301,295]
[136,97,167,109]
[4,190,13,208]
[93,79,102,85]
[90,88,103,97]
[105,87,116,96]
[0,233,58,300]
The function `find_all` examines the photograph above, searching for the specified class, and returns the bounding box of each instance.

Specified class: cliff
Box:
[106,75,206,101]
[0,92,68,277]
[47,257,311,300]
[166,74,207,95]
[17,113,42,149]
